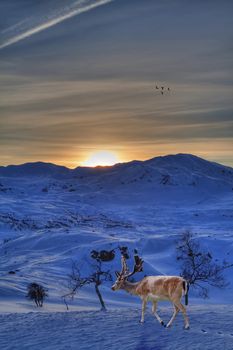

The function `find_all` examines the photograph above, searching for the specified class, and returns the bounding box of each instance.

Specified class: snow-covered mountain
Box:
[0,161,70,178]
[1,153,232,184]
[0,154,233,312]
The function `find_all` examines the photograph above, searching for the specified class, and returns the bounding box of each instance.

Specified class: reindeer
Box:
[112,254,190,329]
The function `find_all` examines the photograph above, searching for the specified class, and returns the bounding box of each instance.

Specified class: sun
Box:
[82,151,120,167]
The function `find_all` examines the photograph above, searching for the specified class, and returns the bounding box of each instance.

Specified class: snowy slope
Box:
[1,306,233,350]
[0,153,233,313]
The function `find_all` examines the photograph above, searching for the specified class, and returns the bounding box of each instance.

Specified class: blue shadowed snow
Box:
[0,307,233,350]
[0,154,233,349]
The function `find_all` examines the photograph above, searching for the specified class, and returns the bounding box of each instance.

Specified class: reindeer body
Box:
[136,276,186,301]
[112,256,190,329]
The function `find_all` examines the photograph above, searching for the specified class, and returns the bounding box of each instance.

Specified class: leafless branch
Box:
[176,231,233,298]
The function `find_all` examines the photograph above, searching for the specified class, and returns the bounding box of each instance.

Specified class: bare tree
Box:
[176,231,233,298]
[26,282,48,307]
[63,251,113,311]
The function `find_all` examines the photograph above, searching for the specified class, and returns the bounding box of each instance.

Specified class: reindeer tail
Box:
[182,280,189,305]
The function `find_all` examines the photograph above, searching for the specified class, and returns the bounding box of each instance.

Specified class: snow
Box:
[0,307,233,350]
[0,154,233,349]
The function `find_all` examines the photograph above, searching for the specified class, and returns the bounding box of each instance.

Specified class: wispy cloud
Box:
[1,0,232,167]
[0,0,114,49]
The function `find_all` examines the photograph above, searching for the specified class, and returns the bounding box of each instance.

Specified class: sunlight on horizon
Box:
[82,150,120,167]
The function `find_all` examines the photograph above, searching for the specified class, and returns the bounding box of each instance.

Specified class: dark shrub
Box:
[26,283,48,307]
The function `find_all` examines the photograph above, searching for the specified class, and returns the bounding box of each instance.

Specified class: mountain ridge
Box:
[0,154,232,178]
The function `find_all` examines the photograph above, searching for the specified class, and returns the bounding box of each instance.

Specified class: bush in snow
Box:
[26,283,48,307]
[90,249,115,261]
[176,231,233,298]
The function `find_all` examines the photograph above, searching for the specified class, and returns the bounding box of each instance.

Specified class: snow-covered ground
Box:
[1,307,233,350]
[0,154,233,349]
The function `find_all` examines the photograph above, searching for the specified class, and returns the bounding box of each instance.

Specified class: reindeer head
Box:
[111,254,143,291]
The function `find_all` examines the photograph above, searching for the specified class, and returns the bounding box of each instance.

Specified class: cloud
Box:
[0,0,114,49]
[0,0,232,167]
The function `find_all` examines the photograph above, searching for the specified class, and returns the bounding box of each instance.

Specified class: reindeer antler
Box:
[134,254,144,272]
[120,255,129,275]
[120,253,143,279]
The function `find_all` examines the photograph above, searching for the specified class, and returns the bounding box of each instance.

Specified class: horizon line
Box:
[1,153,232,170]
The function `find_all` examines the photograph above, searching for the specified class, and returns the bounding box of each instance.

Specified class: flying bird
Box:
[154,83,171,95]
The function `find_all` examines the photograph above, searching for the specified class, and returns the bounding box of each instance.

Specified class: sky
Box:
[0,0,233,168]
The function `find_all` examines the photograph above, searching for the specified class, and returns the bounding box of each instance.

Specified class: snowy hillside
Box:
[0,153,232,309]
[1,153,233,348]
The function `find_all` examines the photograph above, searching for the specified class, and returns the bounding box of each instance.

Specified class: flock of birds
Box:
[155,83,171,95]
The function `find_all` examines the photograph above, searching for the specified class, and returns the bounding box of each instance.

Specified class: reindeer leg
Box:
[152,301,166,327]
[175,301,190,329]
[140,299,147,323]
[166,304,179,328]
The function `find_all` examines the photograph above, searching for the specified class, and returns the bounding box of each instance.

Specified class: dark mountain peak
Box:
[0,161,70,177]
[146,153,207,164]
[145,153,231,171]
